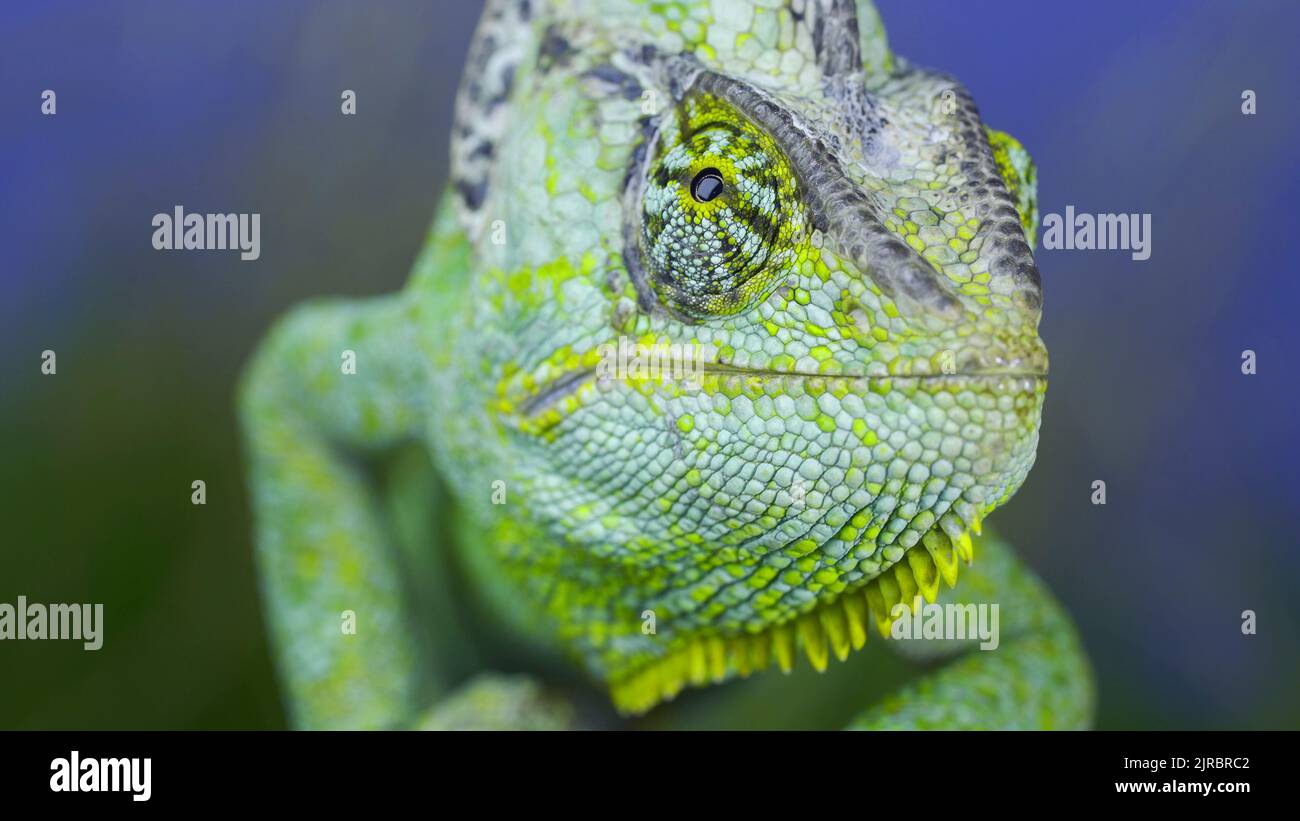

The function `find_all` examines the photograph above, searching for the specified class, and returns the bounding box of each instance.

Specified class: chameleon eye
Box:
[690,168,725,202]
[641,121,808,319]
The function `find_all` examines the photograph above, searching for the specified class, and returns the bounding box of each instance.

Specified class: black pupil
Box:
[691,169,724,202]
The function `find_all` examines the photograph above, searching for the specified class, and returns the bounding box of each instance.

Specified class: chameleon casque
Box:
[240,0,1094,729]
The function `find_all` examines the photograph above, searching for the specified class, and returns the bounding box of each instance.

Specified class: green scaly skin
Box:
[240,0,1094,729]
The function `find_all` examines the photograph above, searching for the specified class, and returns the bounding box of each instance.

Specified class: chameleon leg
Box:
[847,535,1095,730]
[240,293,434,729]
[415,674,577,730]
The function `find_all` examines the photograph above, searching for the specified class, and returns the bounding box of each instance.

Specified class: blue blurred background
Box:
[1,0,1296,728]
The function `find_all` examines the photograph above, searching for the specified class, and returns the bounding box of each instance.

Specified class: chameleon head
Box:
[458,0,1046,713]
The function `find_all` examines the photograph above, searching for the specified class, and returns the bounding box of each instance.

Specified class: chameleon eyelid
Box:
[688,70,965,320]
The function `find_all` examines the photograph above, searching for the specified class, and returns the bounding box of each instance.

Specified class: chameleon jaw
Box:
[608,516,981,716]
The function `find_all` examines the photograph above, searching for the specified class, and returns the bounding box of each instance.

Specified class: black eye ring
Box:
[690,168,725,202]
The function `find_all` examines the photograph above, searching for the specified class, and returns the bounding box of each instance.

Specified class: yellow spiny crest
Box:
[608,526,977,716]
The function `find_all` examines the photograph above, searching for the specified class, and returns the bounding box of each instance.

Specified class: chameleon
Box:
[239,0,1094,730]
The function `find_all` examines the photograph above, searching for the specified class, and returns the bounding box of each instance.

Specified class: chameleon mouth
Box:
[608,516,982,716]
[517,363,1045,420]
